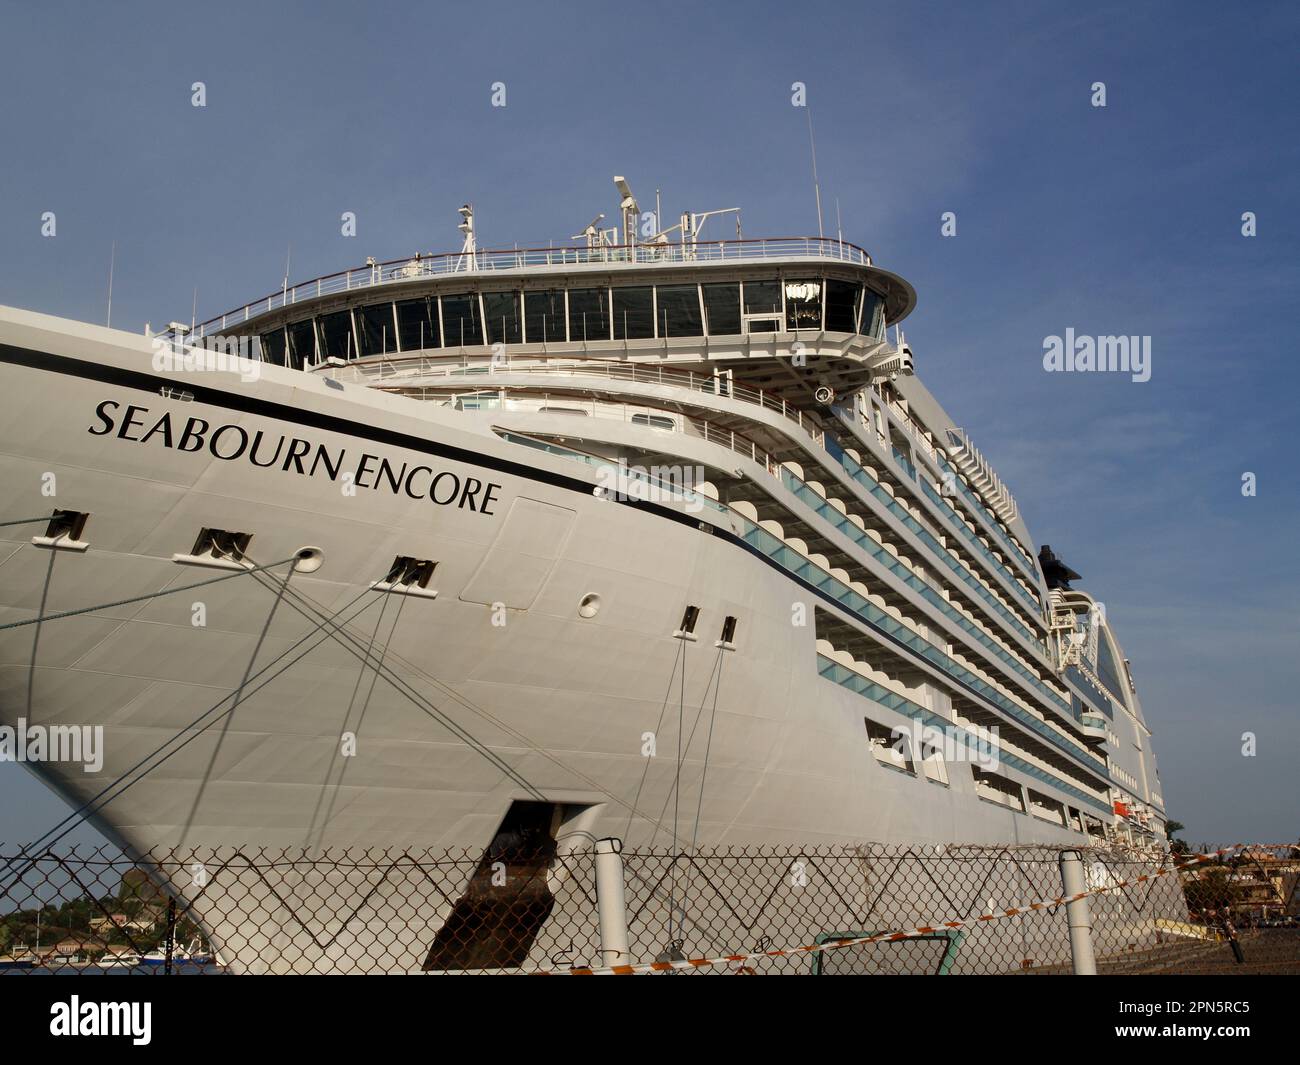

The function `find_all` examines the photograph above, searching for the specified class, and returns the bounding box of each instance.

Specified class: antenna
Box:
[835,197,843,247]
[191,287,198,333]
[457,204,476,271]
[643,206,741,258]
[806,108,824,239]
[105,240,115,328]
[571,213,606,250]
[613,175,639,247]
[282,243,292,301]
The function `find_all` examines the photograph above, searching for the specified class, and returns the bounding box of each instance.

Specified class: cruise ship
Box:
[0,179,1168,969]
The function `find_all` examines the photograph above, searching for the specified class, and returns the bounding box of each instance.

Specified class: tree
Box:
[1184,867,1242,921]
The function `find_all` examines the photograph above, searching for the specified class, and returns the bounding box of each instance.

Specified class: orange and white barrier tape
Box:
[534,842,1282,975]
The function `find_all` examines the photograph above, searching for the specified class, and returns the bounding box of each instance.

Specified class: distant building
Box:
[39,935,106,962]
[90,912,156,934]
[1228,850,1300,918]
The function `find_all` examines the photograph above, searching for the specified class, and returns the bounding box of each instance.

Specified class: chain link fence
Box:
[1,841,1295,974]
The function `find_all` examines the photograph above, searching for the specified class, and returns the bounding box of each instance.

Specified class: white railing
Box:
[452,390,785,477]
[885,399,939,463]
[187,236,872,339]
[323,357,826,446]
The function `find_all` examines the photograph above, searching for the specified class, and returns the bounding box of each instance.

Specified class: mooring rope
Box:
[0,582,387,889]
[0,554,302,632]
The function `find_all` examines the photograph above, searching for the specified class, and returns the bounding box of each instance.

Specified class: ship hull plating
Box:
[1,310,1116,970]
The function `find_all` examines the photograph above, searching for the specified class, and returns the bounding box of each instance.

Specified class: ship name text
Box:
[88,400,503,514]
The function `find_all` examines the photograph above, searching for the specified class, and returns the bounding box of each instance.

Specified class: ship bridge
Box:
[186,232,915,413]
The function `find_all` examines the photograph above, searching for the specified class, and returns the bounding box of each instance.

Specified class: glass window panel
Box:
[784,279,822,330]
[824,279,860,333]
[441,291,483,345]
[656,284,702,338]
[315,310,355,359]
[702,283,741,336]
[286,320,315,368]
[524,290,566,342]
[743,280,781,316]
[483,291,522,345]
[860,290,885,338]
[612,286,654,340]
[1096,631,1128,708]
[568,288,610,341]
[396,296,440,350]
[260,328,287,367]
[354,303,395,357]
[441,293,483,347]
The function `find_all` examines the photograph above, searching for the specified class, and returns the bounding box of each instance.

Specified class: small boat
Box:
[137,948,185,966]
[94,951,142,968]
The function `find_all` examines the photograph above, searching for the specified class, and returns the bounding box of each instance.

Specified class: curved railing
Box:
[327,356,1044,637]
[188,236,874,339]
[321,357,826,436]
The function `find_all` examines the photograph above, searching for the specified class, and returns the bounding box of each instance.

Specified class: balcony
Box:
[1080,713,1108,741]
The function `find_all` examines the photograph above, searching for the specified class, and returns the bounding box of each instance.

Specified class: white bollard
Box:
[1059,849,1098,975]
[594,837,631,967]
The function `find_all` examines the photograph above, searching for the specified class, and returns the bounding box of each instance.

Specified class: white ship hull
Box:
[0,308,1088,853]
[0,304,1161,971]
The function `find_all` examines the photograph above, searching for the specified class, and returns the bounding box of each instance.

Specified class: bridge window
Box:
[260,328,287,367]
[702,283,741,336]
[524,290,566,343]
[742,280,782,332]
[568,288,610,342]
[656,284,703,337]
[286,320,315,368]
[824,279,860,333]
[315,310,355,359]
[784,279,822,330]
[441,293,483,347]
[354,302,395,357]
[483,291,522,346]
[397,296,440,350]
[612,286,654,340]
[860,290,885,339]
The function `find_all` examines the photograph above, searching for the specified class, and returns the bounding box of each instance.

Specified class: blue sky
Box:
[1,0,1297,847]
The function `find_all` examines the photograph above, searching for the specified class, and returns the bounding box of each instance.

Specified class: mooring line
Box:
[689,651,726,855]
[0,554,301,632]
[0,584,387,889]
[624,638,685,842]
[178,557,298,845]
[305,589,394,848]
[312,591,409,848]
[650,648,723,848]
[245,568,549,803]
[244,569,679,836]
[0,515,58,528]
